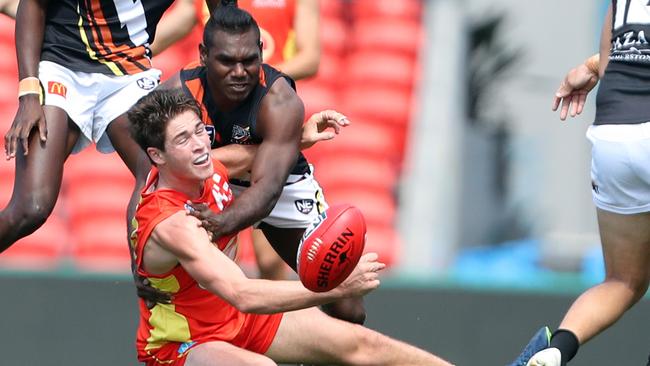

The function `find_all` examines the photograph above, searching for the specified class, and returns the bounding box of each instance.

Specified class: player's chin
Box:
[225,86,252,101]
[192,164,214,180]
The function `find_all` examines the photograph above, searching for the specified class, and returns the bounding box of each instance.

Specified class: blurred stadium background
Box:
[0,0,647,365]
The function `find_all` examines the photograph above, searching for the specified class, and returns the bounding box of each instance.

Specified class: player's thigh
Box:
[10,106,78,204]
[265,307,372,364]
[597,208,650,285]
[185,341,276,366]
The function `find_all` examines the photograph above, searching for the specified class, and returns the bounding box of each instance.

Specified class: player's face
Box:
[161,110,213,182]
[202,29,262,105]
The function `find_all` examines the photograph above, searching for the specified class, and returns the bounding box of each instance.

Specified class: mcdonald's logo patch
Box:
[47,81,67,98]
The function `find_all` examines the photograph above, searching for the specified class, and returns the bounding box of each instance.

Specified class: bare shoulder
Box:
[150,211,210,257]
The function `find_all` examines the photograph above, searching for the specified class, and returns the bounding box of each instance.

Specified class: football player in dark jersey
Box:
[152,2,367,324]
[512,3,650,365]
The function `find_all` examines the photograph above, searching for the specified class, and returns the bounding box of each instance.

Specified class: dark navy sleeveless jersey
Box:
[595,0,650,125]
[180,62,310,176]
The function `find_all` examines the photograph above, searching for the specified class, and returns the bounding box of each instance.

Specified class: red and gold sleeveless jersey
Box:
[132,159,246,362]
[196,0,297,65]
[41,0,174,76]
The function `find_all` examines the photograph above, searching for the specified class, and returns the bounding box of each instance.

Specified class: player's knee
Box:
[14,199,55,230]
[604,274,650,302]
[344,326,385,365]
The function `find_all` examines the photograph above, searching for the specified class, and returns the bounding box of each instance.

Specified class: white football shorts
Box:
[230,166,329,228]
[587,121,650,214]
[38,60,161,154]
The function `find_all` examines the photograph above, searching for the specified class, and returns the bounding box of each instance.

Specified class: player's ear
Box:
[199,44,208,66]
[147,147,165,166]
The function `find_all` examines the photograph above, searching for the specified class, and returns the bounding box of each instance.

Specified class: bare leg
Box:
[558,208,650,343]
[0,106,78,251]
[185,341,276,366]
[265,307,454,366]
[105,113,151,238]
[259,223,367,324]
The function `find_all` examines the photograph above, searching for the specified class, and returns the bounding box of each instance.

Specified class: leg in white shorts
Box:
[587,122,650,214]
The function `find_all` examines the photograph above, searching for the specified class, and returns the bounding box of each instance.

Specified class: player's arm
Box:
[275,0,320,80]
[0,0,18,18]
[149,0,197,57]
[189,78,304,237]
[4,0,47,158]
[551,4,611,121]
[150,212,380,313]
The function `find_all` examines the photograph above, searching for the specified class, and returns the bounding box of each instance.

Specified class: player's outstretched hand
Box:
[5,94,47,159]
[336,252,385,298]
[300,109,349,150]
[552,64,599,121]
[134,272,172,309]
[185,201,225,240]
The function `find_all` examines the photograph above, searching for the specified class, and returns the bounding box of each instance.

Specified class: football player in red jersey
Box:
[128,88,452,366]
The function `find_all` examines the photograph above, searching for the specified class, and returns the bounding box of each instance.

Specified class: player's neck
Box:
[156,172,205,200]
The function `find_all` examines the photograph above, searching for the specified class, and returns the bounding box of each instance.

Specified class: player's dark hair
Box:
[203,0,260,48]
[128,89,202,157]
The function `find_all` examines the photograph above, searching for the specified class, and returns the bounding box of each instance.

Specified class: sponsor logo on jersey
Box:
[591,180,599,194]
[47,81,67,98]
[232,124,251,143]
[136,77,157,90]
[294,199,315,214]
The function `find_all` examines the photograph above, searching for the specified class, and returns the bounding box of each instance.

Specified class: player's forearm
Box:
[15,0,46,80]
[218,179,283,234]
[231,278,341,314]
